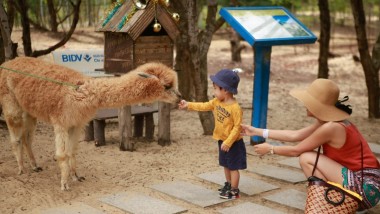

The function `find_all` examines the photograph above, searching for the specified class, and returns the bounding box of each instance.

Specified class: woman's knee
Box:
[299,152,317,166]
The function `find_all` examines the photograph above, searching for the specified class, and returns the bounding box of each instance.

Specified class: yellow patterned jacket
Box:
[188,98,242,147]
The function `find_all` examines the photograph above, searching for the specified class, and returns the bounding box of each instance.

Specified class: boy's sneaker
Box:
[218,182,231,193]
[220,188,240,199]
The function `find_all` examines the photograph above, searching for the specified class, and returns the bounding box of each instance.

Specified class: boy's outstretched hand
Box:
[178,100,188,109]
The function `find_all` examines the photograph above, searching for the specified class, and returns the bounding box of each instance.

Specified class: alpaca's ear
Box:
[138,73,151,78]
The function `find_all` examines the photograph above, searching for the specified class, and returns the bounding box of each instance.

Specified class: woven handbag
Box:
[304,146,363,214]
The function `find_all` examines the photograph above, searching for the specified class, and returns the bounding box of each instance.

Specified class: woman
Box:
[241,78,379,210]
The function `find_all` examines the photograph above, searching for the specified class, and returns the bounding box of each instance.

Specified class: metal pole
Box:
[251,45,272,144]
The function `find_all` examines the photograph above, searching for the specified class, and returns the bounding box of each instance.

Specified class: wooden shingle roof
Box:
[96,1,179,41]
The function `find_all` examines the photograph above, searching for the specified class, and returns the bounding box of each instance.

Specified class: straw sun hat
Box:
[289,78,350,122]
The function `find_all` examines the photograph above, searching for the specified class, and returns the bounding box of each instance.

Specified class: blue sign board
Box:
[220,7,317,143]
[220,7,317,46]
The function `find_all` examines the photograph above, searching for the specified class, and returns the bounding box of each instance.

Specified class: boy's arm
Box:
[188,99,215,111]
[222,106,243,148]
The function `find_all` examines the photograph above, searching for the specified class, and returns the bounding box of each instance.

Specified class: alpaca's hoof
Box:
[72,173,85,182]
[94,141,104,147]
[61,183,70,191]
[17,167,26,175]
[33,167,43,172]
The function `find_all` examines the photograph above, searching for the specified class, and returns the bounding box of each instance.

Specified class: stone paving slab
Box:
[99,192,187,214]
[151,181,233,208]
[41,202,105,214]
[369,143,380,156]
[247,164,306,183]
[218,202,286,214]
[263,189,307,211]
[277,157,301,169]
[197,170,279,196]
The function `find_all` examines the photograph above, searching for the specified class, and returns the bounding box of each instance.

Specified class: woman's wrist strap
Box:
[263,129,269,139]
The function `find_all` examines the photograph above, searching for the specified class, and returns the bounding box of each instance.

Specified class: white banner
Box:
[52,49,112,77]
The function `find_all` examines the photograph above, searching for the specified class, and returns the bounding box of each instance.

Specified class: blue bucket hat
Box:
[210,69,240,94]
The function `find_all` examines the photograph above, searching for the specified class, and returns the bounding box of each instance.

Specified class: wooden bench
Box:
[84,105,158,147]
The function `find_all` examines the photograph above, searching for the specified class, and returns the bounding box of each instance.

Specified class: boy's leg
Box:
[219,141,231,191]
[224,167,231,183]
[218,167,231,193]
[230,170,240,189]
[220,169,240,199]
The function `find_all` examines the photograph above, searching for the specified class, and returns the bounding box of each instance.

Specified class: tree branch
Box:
[31,0,81,57]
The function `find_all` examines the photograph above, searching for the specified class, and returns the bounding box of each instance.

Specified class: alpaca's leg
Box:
[2,98,26,175]
[53,125,71,190]
[7,116,25,174]
[67,126,85,182]
[22,113,42,172]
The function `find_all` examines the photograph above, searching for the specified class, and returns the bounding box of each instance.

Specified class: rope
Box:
[0,65,79,90]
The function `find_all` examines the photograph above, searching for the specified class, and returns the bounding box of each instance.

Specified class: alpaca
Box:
[0,56,181,190]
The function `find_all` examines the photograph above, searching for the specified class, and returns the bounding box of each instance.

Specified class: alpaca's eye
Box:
[164,85,172,90]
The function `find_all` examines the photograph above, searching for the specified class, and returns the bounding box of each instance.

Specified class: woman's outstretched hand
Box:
[241,124,256,136]
[253,142,271,155]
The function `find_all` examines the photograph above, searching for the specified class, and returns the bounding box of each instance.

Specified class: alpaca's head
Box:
[129,62,182,104]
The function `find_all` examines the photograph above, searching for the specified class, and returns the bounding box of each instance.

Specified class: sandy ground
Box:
[0,28,379,214]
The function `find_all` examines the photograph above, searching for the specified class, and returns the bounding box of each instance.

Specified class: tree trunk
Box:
[230,29,245,62]
[172,0,218,135]
[350,0,380,118]
[174,19,193,100]
[317,0,330,79]
[0,0,14,62]
[372,33,380,71]
[47,0,58,32]
[86,0,93,27]
[6,0,14,32]
[17,0,32,56]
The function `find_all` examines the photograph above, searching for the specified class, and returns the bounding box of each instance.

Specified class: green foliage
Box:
[219,0,273,6]
[7,0,379,35]
[329,0,347,13]
[270,0,301,9]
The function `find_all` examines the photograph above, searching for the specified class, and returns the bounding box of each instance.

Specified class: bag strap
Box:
[311,146,321,176]
[359,139,364,194]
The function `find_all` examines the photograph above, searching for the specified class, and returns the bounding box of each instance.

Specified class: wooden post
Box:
[133,115,144,137]
[119,105,133,151]
[145,113,154,141]
[94,120,106,146]
[84,121,94,141]
[158,102,170,146]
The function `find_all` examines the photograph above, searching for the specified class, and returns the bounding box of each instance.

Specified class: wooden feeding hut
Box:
[95,0,180,151]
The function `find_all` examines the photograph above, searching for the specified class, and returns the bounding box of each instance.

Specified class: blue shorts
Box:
[218,139,247,170]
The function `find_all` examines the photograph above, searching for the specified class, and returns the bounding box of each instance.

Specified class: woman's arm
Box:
[253,122,346,156]
[241,120,323,142]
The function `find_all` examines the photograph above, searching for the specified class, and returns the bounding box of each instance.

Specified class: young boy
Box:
[178,69,247,199]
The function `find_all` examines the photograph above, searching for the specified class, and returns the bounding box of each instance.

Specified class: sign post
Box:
[220,6,317,143]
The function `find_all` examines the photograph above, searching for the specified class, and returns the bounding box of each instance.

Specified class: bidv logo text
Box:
[61,54,103,62]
